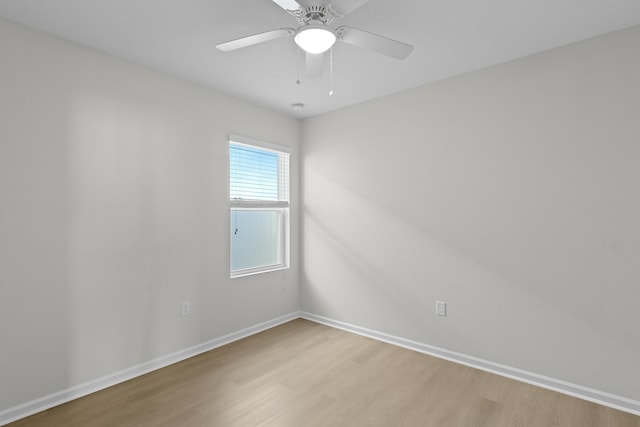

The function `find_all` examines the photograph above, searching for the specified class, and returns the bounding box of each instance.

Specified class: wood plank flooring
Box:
[8,319,640,426]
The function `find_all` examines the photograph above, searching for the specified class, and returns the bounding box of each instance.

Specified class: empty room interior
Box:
[1,0,639,425]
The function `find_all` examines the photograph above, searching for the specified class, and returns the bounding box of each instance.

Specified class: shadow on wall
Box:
[0,69,71,409]
[301,166,640,399]
[66,93,158,385]
[63,90,215,386]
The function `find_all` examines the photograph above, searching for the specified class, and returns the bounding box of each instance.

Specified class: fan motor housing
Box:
[296,5,336,25]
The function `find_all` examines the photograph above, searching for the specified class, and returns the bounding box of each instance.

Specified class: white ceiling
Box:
[1,0,639,118]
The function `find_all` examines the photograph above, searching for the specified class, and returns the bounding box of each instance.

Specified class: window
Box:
[229,135,290,277]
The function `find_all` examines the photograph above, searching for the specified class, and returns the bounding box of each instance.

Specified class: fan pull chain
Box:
[296,45,301,85]
[329,47,334,96]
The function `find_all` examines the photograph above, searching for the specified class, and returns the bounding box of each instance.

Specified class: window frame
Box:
[229,134,290,278]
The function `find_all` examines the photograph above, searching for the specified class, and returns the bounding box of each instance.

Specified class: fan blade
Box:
[327,0,371,17]
[336,26,413,60]
[305,52,324,78]
[216,28,294,52]
[271,0,304,16]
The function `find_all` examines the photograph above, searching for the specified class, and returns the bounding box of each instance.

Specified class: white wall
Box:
[0,17,300,411]
[301,26,640,401]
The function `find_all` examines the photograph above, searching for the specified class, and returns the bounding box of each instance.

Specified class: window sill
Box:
[230,264,289,279]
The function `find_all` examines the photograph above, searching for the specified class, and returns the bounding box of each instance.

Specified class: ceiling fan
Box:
[215,0,413,79]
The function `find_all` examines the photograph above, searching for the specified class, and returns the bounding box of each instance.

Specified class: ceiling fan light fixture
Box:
[294,24,336,54]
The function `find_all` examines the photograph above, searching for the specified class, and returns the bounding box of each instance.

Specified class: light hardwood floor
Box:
[8,319,640,426]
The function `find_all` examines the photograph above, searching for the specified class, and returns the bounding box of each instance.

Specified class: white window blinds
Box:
[230,137,289,207]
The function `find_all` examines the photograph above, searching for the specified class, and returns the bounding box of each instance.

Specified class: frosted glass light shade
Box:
[294,25,336,54]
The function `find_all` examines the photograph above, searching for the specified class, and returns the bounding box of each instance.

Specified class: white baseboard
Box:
[0,311,301,426]
[300,312,640,417]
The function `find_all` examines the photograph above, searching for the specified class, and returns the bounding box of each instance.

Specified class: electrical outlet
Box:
[181,301,191,316]
[436,301,447,317]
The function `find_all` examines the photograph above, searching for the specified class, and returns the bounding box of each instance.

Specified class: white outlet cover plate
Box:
[181,301,191,316]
